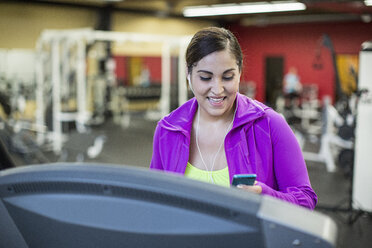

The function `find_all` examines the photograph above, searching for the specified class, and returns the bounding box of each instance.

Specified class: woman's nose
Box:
[211,79,224,95]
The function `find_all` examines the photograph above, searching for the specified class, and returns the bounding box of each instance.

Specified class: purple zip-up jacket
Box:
[150,93,317,209]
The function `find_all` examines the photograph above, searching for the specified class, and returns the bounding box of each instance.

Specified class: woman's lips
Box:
[207,96,226,106]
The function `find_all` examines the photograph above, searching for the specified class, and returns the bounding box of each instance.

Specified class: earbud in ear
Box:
[187,75,194,94]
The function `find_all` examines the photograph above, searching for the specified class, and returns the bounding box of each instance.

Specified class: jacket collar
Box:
[234,93,267,129]
[158,93,267,136]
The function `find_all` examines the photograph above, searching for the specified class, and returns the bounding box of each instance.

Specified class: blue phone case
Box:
[232,174,257,186]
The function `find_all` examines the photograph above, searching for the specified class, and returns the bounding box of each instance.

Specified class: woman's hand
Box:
[236,181,262,194]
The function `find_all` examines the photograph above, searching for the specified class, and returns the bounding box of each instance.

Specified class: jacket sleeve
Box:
[149,124,164,170]
[258,110,318,210]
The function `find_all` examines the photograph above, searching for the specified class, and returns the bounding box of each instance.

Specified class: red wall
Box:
[142,57,162,84]
[113,56,162,85]
[113,56,127,84]
[230,21,372,102]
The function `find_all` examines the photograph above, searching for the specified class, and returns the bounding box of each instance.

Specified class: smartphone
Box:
[232,174,257,186]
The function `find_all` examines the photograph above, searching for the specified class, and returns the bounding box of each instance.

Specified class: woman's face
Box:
[189,49,241,119]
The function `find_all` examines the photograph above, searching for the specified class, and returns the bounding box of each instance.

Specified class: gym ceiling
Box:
[3,0,372,25]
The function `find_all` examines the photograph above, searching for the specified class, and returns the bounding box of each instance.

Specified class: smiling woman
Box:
[190,50,240,119]
[150,27,317,210]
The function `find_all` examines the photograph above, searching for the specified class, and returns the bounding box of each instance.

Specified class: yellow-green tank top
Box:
[184,162,230,187]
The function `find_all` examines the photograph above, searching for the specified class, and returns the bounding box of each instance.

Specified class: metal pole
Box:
[178,39,189,106]
[52,38,62,154]
[161,42,171,117]
[35,39,45,145]
[76,38,88,129]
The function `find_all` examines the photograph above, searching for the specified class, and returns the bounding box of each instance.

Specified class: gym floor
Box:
[16,114,372,248]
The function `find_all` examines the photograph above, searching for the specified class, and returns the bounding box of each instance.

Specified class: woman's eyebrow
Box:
[196,68,236,74]
[223,68,236,74]
[196,70,212,74]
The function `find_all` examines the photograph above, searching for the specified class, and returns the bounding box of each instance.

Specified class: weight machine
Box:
[296,34,357,173]
[35,29,191,154]
[352,41,372,214]
[300,95,353,173]
[0,49,52,166]
[314,41,372,224]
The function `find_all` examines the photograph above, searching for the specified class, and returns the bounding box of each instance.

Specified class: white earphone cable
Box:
[195,105,236,183]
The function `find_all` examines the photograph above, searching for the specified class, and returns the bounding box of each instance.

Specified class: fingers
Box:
[236,184,262,194]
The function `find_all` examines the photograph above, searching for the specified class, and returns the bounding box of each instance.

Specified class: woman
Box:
[150,27,317,210]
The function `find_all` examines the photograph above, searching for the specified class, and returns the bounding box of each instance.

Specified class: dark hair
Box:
[186,27,243,74]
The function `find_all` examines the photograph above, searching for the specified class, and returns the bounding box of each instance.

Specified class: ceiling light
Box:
[183,1,306,17]
[365,0,372,6]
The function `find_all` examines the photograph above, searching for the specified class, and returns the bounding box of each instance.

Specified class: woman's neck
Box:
[198,103,236,127]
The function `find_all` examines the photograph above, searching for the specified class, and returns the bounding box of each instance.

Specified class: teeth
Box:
[209,97,224,103]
